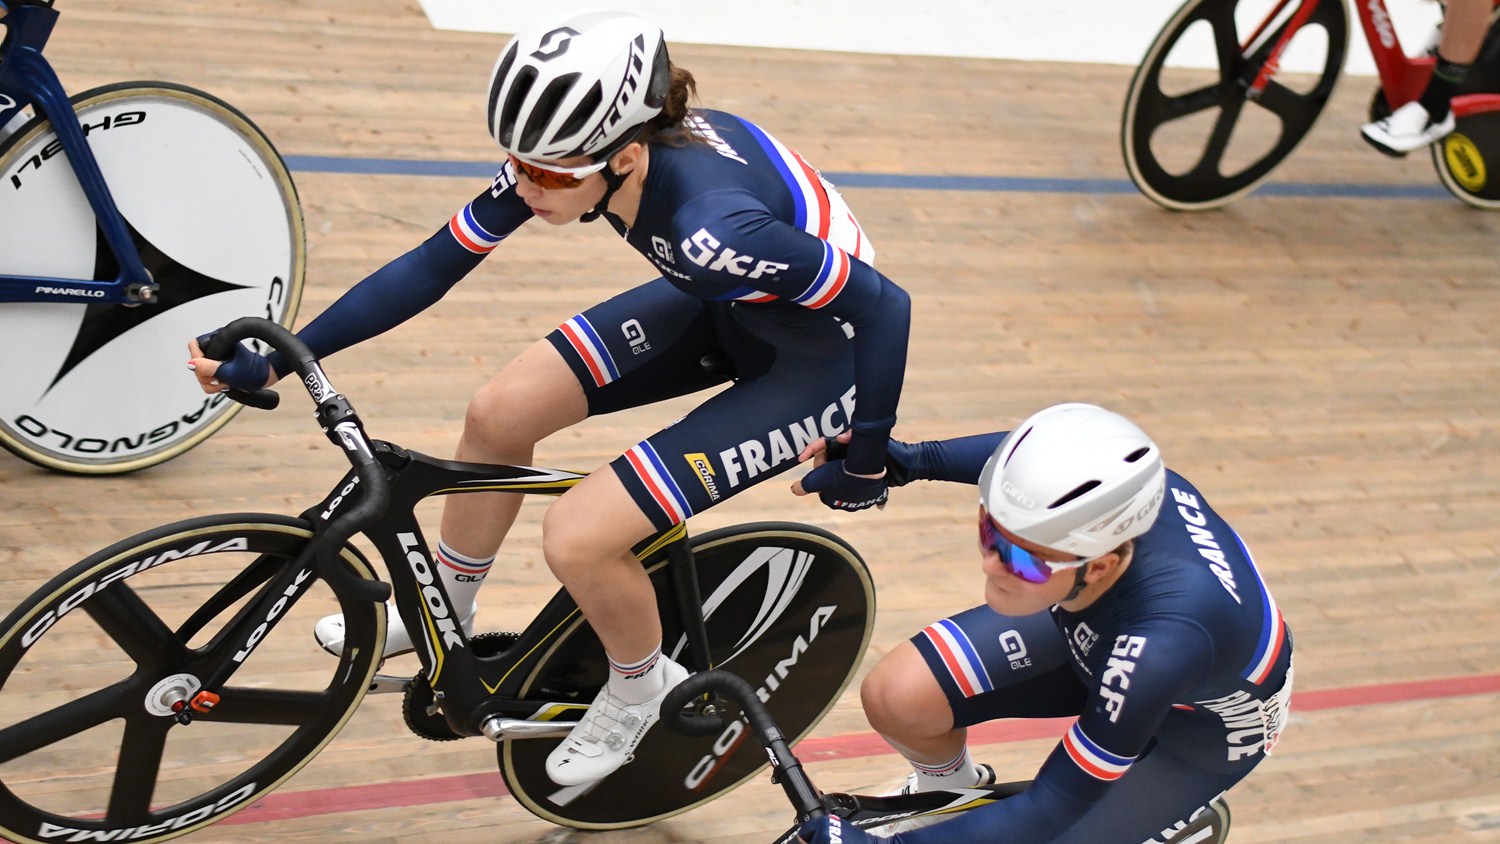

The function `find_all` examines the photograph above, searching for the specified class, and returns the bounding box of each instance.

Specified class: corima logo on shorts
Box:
[684,452,721,501]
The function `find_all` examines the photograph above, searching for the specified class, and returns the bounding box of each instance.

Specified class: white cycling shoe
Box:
[313,601,478,659]
[1361,100,1456,157]
[545,657,690,787]
[870,762,996,838]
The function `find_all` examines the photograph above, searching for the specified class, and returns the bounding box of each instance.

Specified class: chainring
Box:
[402,632,521,741]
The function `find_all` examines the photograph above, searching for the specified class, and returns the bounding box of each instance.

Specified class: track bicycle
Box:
[0,1,304,474]
[1123,0,1500,210]
[0,317,876,842]
[664,669,1233,844]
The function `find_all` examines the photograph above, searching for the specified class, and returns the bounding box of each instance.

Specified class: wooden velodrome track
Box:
[3,1,1500,841]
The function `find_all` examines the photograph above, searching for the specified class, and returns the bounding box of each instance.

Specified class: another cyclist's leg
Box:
[864,607,1082,799]
[314,339,587,657]
[1363,0,1490,154]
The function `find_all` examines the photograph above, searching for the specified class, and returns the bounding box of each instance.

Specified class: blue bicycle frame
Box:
[0,2,158,304]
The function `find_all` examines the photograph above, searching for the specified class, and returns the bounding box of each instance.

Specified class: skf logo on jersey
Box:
[682,227,791,279]
[720,386,855,487]
[1100,635,1147,723]
[622,319,650,354]
[685,452,721,501]
[999,629,1031,669]
[491,161,518,197]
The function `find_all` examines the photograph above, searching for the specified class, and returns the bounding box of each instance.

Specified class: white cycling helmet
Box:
[486,10,671,164]
[979,403,1166,558]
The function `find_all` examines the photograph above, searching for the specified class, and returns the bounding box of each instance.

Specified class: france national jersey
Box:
[279,109,910,528]
[903,434,1293,843]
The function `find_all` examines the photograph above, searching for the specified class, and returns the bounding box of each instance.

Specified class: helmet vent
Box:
[1124,447,1150,463]
[556,82,604,144]
[500,64,539,151]
[1003,427,1034,467]
[522,73,582,151]
[1049,481,1101,509]
[488,42,520,140]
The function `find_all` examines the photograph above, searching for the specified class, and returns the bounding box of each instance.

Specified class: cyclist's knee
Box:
[464,354,583,452]
[539,486,645,580]
[861,643,951,737]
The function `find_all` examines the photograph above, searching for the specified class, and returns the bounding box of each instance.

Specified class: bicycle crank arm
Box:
[480,716,575,741]
[367,674,412,694]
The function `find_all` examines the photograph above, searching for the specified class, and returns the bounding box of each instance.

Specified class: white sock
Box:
[433,539,493,616]
[607,645,665,705]
[911,747,981,791]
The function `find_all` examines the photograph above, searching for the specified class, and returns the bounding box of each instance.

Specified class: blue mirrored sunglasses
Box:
[977,508,1090,584]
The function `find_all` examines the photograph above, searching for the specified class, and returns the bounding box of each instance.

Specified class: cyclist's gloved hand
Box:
[193,331,271,392]
[815,435,919,487]
[799,461,889,512]
[797,815,878,844]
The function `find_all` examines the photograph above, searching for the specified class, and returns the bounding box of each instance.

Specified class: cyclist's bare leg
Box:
[540,471,662,664]
[1440,0,1490,64]
[439,339,588,558]
[861,641,970,771]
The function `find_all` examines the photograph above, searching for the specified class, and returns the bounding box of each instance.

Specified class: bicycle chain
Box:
[401,631,521,742]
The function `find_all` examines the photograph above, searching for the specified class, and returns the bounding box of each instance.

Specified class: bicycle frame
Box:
[0,2,158,304]
[1251,0,1500,114]
[302,442,716,740]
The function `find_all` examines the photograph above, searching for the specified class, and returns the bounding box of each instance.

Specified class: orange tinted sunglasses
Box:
[508,154,607,190]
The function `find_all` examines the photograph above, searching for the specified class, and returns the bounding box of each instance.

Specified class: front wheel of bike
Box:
[0,514,384,844]
[1122,0,1348,210]
[498,521,876,829]
[0,82,305,474]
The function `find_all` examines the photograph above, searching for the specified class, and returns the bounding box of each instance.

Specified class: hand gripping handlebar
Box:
[201,317,391,605]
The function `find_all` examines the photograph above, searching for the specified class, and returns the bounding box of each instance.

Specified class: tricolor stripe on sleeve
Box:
[447,202,506,254]
[1062,723,1136,781]
[791,241,852,309]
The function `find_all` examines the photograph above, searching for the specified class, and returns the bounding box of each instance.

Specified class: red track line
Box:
[220,672,1500,827]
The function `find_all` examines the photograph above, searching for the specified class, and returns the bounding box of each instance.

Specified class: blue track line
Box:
[282,154,1450,200]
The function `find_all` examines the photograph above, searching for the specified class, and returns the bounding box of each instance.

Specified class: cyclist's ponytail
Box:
[637,63,705,149]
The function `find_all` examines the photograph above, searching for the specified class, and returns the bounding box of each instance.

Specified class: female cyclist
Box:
[188,9,910,787]
[794,404,1290,843]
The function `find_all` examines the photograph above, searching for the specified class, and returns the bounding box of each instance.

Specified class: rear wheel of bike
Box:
[0,82,305,474]
[1432,9,1500,209]
[1122,0,1348,210]
[0,515,383,844]
[498,521,876,829]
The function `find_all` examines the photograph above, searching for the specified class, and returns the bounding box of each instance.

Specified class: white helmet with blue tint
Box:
[978,403,1166,558]
[486,10,671,165]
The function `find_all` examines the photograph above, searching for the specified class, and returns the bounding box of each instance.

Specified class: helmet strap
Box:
[580,164,628,224]
[1061,565,1090,603]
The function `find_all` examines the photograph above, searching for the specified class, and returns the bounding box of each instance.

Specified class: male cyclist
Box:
[794,404,1291,843]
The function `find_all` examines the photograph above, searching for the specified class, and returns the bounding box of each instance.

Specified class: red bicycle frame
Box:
[1250,0,1500,116]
